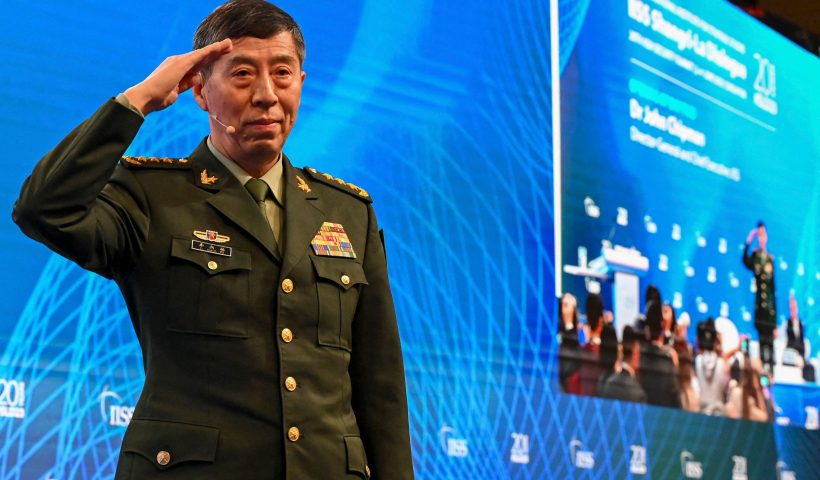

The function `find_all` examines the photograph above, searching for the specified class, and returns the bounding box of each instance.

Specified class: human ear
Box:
[192,72,209,112]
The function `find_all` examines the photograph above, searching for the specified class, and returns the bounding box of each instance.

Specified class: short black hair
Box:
[622,325,641,358]
[757,220,766,228]
[645,300,662,340]
[599,323,619,368]
[696,318,717,352]
[194,0,305,77]
[585,293,604,331]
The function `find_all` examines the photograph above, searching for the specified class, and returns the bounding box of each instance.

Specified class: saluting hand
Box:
[746,228,757,244]
[124,39,232,116]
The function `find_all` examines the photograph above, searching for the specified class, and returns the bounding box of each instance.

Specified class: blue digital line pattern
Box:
[0,1,817,479]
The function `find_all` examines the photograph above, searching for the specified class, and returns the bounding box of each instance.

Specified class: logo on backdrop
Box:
[776,461,796,480]
[752,53,777,115]
[630,445,647,475]
[680,450,703,479]
[510,432,529,464]
[439,425,468,458]
[569,439,595,469]
[805,406,818,430]
[99,386,134,428]
[732,455,748,480]
[0,378,26,419]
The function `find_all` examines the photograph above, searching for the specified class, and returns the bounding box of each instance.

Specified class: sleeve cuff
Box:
[115,93,145,119]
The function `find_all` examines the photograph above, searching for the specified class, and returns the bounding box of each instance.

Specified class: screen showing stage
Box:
[557,0,820,429]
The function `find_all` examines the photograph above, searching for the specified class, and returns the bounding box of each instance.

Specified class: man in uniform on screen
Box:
[12,1,414,478]
[743,221,777,374]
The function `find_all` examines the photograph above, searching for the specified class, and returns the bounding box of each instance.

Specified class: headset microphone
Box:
[210,114,236,134]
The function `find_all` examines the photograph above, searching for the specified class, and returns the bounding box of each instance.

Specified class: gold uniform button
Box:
[341,274,351,286]
[281,278,294,293]
[156,450,171,466]
[762,292,768,299]
[281,328,293,343]
[285,376,297,391]
[207,261,218,270]
[288,426,300,442]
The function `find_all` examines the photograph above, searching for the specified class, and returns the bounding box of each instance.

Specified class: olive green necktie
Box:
[245,178,279,253]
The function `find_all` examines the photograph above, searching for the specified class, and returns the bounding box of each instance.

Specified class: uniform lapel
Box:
[188,140,281,261]
[280,155,323,278]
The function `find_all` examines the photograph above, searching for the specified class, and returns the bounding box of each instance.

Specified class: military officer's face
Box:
[196,32,306,168]
[757,225,768,249]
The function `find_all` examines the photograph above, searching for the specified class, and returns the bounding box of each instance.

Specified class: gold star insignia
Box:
[200,169,218,185]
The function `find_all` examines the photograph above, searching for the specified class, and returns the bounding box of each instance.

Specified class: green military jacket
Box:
[742,243,777,331]
[13,99,413,479]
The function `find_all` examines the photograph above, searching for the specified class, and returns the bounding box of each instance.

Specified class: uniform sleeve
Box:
[741,242,754,270]
[12,99,148,279]
[349,204,414,480]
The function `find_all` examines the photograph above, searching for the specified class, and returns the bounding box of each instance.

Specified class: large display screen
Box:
[557,0,820,458]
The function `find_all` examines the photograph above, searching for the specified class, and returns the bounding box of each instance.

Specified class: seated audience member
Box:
[640,301,682,408]
[786,293,806,357]
[785,293,814,381]
[661,303,677,346]
[725,357,771,422]
[600,326,647,403]
[677,346,699,412]
[695,318,729,415]
[596,323,619,393]
[578,293,606,396]
[558,293,582,393]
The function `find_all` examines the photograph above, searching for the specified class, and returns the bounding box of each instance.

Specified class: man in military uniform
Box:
[743,221,777,374]
[12,1,413,478]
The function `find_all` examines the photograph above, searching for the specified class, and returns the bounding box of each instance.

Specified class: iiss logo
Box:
[0,378,26,419]
[99,386,134,427]
[439,425,468,458]
[680,450,703,479]
[569,439,595,470]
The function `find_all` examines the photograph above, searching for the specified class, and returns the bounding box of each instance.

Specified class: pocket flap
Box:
[170,237,251,275]
[311,256,368,290]
[344,435,370,478]
[122,418,219,471]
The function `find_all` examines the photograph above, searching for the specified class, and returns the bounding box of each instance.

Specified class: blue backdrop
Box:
[0,1,818,479]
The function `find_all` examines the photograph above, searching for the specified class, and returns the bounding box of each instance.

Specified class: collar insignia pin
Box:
[200,169,218,185]
[296,175,311,193]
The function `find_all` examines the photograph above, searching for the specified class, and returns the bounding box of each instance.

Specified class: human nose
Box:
[252,75,278,107]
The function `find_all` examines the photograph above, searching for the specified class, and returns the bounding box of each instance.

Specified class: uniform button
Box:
[288,426,300,442]
[762,301,768,307]
[156,450,171,466]
[762,292,767,299]
[285,376,297,391]
[281,278,294,293]
[281,328,293,343]
[207,261,218,270]
[341,274,351,286]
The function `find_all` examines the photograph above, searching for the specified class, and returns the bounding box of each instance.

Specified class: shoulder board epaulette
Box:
[121,156,191,170]
[303,167,372,203]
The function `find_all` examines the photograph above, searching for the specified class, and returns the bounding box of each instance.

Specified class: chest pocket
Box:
[311,255,368,351]
[166,237,252,338]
